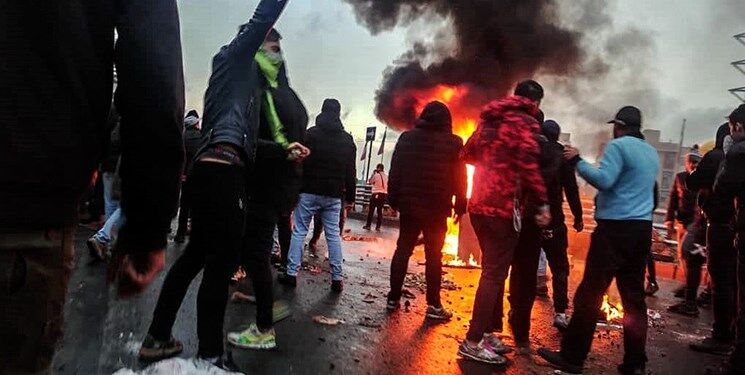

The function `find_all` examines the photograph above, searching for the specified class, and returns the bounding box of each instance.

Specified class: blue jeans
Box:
[102,172,120,221]
[93,207,125,245]
[287,193,343,280]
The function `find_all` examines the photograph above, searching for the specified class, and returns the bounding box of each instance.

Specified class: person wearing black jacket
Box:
[229,28,310,350]
[687,123,736,355]
[0,1,184,373]
[280,99,356,292]
[175,111,203,243]
[142,0,292,364]
[385,101,467,321]
[535,120,584,331]
[714,104,745,374]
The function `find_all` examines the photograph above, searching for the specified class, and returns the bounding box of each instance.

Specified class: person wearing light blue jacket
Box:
[538,106,660,375]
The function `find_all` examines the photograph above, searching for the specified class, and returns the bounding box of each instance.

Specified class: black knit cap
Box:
[321,98,341,117]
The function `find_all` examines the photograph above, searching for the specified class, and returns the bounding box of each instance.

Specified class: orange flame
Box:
[600,294,624,322]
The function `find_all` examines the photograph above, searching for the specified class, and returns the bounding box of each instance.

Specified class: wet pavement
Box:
[55,218,726,374]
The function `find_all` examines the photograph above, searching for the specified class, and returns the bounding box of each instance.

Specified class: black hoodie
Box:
[388,101,467,218]
[687,123,734,224]
[301,99,357,202]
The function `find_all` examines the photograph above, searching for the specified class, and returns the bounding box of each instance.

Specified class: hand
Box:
[573,220,584,232]
[534,206,552,228]
[563,146,580,161]
[109,249,166,298]
[287,142,311,162]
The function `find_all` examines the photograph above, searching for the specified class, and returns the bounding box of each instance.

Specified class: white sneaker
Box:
[482,333,512,354]
[553,313,569,331]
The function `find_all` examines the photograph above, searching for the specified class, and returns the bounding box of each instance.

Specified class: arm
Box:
[562,160,583,223]
[453,142,468,215]
[514,123,547,206]
[344,140,357,204]
[714,149,745,200]
[665,175,679,223]
[114,0,185,254]
[686,151,717,192]
[575,142,623,191]
[223,0,288,60]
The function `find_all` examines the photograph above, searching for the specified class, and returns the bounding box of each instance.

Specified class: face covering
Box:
[255,49,289,148]
[723,135,734,155]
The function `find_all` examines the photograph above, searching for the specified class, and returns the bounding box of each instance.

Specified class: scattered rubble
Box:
[313,315,345,325]
[359,316,382,328]
[403,272,460,293]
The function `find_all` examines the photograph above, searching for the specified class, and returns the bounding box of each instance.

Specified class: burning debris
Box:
[597,294,624,330]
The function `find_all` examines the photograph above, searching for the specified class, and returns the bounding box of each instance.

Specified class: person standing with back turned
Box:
[364,163,389,231]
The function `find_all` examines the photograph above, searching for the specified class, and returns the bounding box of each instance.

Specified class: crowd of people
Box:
[2,0,745,374]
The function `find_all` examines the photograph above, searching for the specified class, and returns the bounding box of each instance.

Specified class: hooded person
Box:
[279,99,356,292]
[385,101,467,320]
[684,122,737,355]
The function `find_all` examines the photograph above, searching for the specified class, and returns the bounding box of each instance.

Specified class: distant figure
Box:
[385,101,467,321]
[364,163,389,231]
[174,111,203,243]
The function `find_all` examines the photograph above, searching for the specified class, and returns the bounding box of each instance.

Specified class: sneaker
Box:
[537,348,583,374]
[553,313,570,331]
[425,305,453,321]
[277,273,297,288]
[617,363,645,375]
[457,340,507,365]
[227,323,276,350]
[698,290,713,308]
[668,301,700,317]
[86,237,108,261]
[386,298,400,312]
[362,225,371,230]
[138,334,183,361]
[331,280,343,293]
[481,333,513,354]
[645,282,659,296]
[690,337,733,355]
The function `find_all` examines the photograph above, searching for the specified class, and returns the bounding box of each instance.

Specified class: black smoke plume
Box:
[343,0,587,131]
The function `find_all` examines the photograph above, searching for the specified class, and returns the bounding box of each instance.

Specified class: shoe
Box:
[386,298,401,312]
[645,282,659,296]
[690,337,733,355]
[86,237,107,261]
[457,340,507,365]
[331,280,343,293]
[138,334,183,361]
[674,285,686,298]
[227,323,276,350]
[668,301,700,317]
[481,333,513,354]
[425,305,453,321]
[277,273,297,288]
[537,348,583,374]
[553,313,570,331]
[174,234,186,244]
[617,363,645,375]
[363,225,371,230]
[698,290,713,308]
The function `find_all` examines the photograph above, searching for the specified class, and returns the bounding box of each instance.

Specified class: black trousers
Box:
[543,224,571,313]
[561,220,651,368]
[707,222,736,342]
[388,213,447,307]
[148,162,246,357]
[242,204,280,330]
[278,210,292,265]
[508,221,542,342]
[466,215,519,342]
[175,179,192,237]
[682,219,708,302]
[646,253,657,285]
[731,231,745,370]
[309,205,346,246]
[366,193,386,229]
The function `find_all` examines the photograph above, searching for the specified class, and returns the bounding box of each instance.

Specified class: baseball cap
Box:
[607,106,642,128]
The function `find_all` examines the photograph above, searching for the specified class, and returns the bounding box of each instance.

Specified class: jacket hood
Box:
[480,95,540,124]
[715,123,730,150]
[542,119,561,142]
[316,99,343,131]
[415,101,452,131]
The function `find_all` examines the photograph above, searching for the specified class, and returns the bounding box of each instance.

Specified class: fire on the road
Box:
[601,294,624,323]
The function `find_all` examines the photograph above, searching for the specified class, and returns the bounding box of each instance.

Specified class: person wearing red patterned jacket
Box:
[457,80,551,365]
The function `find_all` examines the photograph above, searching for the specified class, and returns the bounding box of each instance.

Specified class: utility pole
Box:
[675,118,687,172]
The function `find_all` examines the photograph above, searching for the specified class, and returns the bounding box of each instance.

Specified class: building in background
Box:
[643,129,691,205]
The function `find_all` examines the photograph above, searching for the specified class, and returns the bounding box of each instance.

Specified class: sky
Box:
[178,0,744,167]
